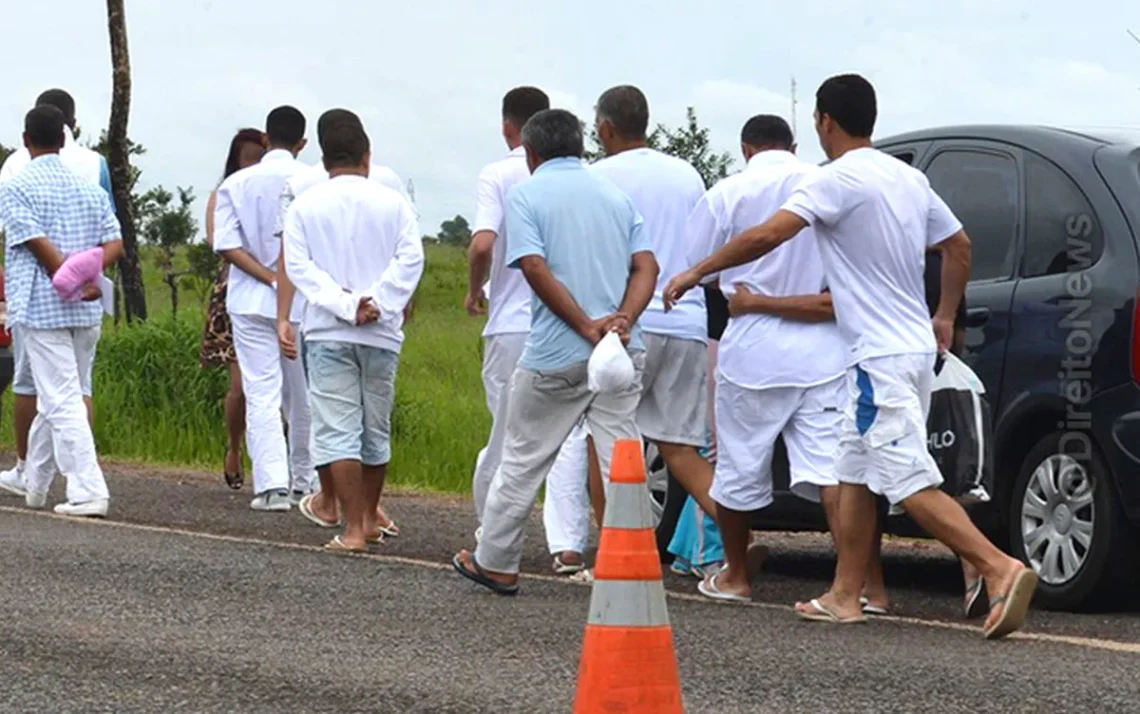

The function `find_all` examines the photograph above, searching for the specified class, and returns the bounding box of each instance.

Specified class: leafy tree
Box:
[438,214,473,247]
[584,107,735,188]
[137,186,198,316]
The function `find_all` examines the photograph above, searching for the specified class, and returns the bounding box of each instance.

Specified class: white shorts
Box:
[12,323,95,397]
[638,333,707,447]
[710,374,844,512]
[836,353,943,505]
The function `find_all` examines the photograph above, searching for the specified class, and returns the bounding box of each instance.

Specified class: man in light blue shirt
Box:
[453,108,658,595]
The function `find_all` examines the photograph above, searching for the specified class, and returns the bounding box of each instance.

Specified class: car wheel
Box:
[1009,432,1136,610]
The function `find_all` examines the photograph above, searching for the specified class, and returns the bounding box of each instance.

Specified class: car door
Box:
[919,141,1023,409]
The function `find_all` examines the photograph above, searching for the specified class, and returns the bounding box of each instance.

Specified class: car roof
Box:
[876,124,1140,149]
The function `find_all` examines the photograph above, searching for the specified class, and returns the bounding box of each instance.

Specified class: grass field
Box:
[0,243,490,494]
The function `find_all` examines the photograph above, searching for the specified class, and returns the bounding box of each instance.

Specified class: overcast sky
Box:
[4,0,1140,235]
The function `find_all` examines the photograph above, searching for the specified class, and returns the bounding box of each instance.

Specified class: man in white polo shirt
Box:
[214,105,314,512]
[0,88,111,496]
[589,85,716,520]
[466,87,590,574]
[685,114,846,603]
[283,114,424,552]
[665,74,1037,640]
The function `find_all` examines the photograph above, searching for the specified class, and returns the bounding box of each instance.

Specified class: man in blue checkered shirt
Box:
[0,104,123,518]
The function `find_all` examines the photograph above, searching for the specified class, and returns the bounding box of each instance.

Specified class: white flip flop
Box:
[697,572,751,604]
[797,598,867,624]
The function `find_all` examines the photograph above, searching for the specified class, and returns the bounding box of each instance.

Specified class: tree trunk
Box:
[106,0,147,322]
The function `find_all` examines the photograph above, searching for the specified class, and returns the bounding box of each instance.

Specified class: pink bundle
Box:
[52,247,105,302]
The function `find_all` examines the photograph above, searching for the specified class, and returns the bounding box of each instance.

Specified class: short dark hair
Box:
[815,74,877,139]
[35,89,76,126]
[265,106,306,147]
[596,85,650,140]
[317,109,363,143]
[521,109,584,160]
[740,114,794,150]
[321,119,370,169]
[25,104,67,149]
[502,87,550,129]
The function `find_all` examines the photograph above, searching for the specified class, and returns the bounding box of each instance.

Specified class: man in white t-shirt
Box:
[283,115,424,552]
[588,85,717,521]
[213,105,314,512]
[686,114,847,603]
[466,87,590,574]
[665,74,1037,640]
[280,109,415,535]
[0,88,112,497]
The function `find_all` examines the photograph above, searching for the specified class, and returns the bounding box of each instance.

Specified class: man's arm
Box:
[0,184,64,274]
[366,206,426,319]
[518,255,600,343]
[282,206,359,324]
[933,230,971,326]
[665,210,807,309]
[466,231,495,315]
[23,238,66,276]
[728,285,834,322]
[213,184,275,285]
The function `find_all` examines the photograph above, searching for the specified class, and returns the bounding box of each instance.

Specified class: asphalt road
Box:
[1,462,1138,713]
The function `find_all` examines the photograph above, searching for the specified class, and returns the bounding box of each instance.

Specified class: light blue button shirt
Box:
[505,157,652,371]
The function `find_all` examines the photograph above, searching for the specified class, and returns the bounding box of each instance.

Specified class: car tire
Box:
[1008,432,1137,610]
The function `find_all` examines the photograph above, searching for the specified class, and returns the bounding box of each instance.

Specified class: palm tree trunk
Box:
[106,0,147,322]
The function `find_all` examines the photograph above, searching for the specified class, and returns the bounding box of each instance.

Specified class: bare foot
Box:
[224,449,242,477]
[310,493,339,525]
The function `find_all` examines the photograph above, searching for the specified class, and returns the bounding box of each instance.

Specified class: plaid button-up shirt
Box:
[0,154,120,330]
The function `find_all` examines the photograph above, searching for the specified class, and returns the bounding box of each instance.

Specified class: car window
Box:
[1022,152,1103,276]
[888,150,915,165]
[925,149,1019,282]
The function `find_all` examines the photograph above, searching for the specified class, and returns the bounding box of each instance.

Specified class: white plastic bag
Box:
[588,331,635,394]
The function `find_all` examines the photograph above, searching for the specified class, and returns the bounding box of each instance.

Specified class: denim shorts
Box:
[304,341,399,468]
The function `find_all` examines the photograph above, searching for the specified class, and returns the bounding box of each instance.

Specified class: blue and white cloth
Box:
[0,154,119,330]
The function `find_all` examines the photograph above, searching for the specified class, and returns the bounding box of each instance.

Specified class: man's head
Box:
[520,109,584,173]
[813,74,877,159]
[740,114,795,160]
[35,88,76,129]
[317,108,363,143]
[265,105,307,154]
[502,87,550,148]
[320,112,371,175]
[23,104,67,156]
[595,85,650,155]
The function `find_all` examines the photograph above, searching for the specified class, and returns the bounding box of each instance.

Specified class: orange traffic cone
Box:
[573,439,684,714]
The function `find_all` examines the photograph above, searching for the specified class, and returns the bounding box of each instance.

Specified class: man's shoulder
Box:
[480,153,528,186]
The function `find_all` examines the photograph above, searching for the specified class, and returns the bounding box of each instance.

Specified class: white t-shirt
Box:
[283,175,424,352]
[472,146,533,337]
[590,148,707,343]
[782,147,963,365]
[688,150,844,389]
[213,149,309,320]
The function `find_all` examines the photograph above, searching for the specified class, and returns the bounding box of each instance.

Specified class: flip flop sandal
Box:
[796,598,867,624]
[859,597,890,616]
[965,577,987,619]
[983,568,1039,640]
[553,555,585,575]
[452,553,519,596]
[569,569,594,585]
[697,572,751,604]
[365,532,385,545]
[378,521,400,538]
[324,535,367,554]
[299,494,341,529]
[224,471,243,490]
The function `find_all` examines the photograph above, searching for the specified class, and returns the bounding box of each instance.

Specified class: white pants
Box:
[22,325,107,503]
[231,314,315,495]
[475,333,590,554]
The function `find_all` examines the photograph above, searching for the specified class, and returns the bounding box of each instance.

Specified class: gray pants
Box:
[475,356,645,574]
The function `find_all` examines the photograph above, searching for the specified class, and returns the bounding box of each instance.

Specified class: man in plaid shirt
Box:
[0,104,123,517]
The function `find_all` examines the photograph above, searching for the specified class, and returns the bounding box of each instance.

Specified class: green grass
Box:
[0,243,490,494]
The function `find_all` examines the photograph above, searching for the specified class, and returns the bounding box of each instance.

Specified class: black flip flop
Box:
[452,553,519,596]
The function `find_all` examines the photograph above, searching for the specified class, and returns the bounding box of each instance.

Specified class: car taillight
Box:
[1134,288,1140,384]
